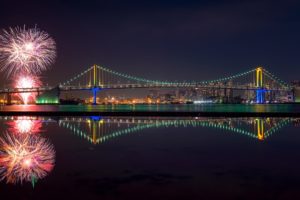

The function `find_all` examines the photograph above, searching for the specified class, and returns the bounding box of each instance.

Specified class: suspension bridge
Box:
[0,65,294,104]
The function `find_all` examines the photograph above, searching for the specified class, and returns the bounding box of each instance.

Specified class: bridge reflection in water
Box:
[0,116,298,187]
[57,116,295,144]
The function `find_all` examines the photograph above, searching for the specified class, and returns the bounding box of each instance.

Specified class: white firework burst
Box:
[0,26,56,76]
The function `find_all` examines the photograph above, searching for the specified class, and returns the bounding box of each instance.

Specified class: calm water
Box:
[1,116,300,200]
[2,104,300,113]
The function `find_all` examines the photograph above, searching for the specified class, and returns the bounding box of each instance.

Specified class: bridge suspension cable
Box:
[60,64,291,89]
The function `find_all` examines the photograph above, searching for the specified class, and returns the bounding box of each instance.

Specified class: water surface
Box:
[1,104,300,113]
[0,116,300,200]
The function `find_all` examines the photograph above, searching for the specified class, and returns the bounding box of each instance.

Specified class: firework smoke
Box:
[0,26,56,76]
[0,133,55,185]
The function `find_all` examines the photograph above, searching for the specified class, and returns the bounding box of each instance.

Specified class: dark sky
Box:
[0,0,300,86]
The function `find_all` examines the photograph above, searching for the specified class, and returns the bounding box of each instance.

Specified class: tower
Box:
[255,67,265,103]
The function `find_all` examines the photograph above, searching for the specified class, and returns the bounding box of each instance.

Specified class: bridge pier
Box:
[6,93,12,105]
[256,88,266,104]
[92,87,101,105]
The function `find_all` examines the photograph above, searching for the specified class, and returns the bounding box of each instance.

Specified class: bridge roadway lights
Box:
[92,87,101,105]
[256,88,266,104]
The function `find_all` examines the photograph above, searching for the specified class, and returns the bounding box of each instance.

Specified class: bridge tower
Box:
[255,118,264,140]
[91,64,101,105]
[255,67,265,103]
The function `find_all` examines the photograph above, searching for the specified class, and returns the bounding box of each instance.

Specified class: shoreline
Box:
[0,111,300,117]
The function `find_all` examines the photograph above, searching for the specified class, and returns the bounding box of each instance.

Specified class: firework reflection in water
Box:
[7,116,43,135]
[0,133,55,185]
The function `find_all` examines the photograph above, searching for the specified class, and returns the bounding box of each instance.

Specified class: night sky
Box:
[1,0,300,86]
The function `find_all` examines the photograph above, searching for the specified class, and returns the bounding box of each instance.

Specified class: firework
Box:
[0,26,56,75]
[15,74,41,104]
[7,116,43,135]
[0,133,55,185]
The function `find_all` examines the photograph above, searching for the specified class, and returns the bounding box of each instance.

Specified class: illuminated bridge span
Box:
[0,65,293,104]
[58,117,293,144]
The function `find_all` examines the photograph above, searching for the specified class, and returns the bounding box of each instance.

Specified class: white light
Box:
[193,100,213,104]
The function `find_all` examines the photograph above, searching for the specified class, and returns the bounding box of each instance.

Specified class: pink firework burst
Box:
[0,133,55,185]
[14,74,41,104]
[0,26,56,76]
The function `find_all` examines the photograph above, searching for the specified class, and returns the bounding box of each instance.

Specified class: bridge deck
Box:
[0,84,291,94]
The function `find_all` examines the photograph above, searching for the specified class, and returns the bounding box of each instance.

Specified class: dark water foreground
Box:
[1,116,300,200]
[1,104,300,117]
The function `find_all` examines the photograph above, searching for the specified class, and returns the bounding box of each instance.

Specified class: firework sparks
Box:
[0,133,55,185]
[14,74,41,104]
[0,26,56,75]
